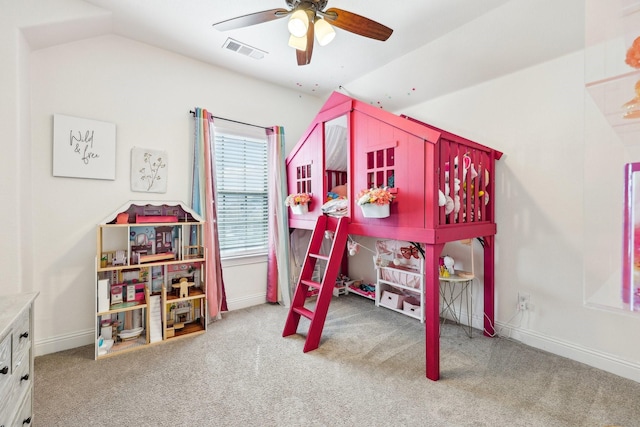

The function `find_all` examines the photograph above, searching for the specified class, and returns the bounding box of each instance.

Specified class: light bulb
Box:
[393,258,401,265]
[315,18,336,46]
[288,10,309,38]
[288,34,307,50]
[349,249,356,256]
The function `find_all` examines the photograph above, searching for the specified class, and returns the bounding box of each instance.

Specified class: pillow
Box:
[331,184,347,198]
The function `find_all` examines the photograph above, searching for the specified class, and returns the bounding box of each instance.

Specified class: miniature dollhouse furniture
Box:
[0,292,38,426]
[173,278,194,298]
[95,201,207,359]
[155,226,173,253]
[112,250,126,266]
[282,92,503,381]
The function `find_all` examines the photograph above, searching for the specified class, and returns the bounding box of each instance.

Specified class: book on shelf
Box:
[148,295,162,343]
[98,279,110,312]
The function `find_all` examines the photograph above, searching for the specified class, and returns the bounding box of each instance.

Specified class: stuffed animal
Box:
[438,255,455,277]
[347,240,359,256]
[437,175,461,214]
[438,191,460,215]
[441,153,492,215]
[444,155,477,183]
[443,255,455,275]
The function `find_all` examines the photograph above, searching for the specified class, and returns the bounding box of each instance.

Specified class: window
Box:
[366,146,395,188]
[212,125,268,258]
[295,163,312,193]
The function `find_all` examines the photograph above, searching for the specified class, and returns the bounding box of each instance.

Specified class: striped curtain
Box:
[192,108,227,318]
[266,126,291,306]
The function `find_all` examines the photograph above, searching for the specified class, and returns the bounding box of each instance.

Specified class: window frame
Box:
[212,122,269,260]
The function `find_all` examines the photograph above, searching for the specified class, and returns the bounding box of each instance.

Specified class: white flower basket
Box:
[290,204,308,215]
[360,203,390,218]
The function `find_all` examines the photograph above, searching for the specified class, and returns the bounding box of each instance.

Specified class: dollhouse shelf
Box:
[94,201,208,360]
[139,253,176,263]
[98,299,147,316]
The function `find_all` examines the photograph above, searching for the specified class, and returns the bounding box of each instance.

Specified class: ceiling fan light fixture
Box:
[288,9,309,37]
[288,34,307,50]
[314,18,335,46]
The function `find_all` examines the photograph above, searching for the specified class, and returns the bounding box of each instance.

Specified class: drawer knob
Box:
[0,366,7,375]
[23,417,32,425]
[21,373,29,382]
[20,332,29,339]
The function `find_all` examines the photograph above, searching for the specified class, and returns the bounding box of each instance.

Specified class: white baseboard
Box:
[442,307,640,383]
[36,300,640,384]
[496,319,640,383]
[34,295,268,357]
[35,328,94,357]
[225,293,267,311]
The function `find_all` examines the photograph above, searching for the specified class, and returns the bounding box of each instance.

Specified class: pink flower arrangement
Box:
[356,187,395,206]
[626,36,640,69]
[285,193,312,207]
[623,37,640,118]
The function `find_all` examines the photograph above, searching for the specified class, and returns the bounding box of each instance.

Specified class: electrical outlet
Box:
[517,292,530,311]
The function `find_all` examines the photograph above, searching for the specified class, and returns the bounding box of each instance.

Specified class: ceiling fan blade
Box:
[296,48,308,66]
[322,8,393,41]
[296,16,315,66]
[213,8,289,31]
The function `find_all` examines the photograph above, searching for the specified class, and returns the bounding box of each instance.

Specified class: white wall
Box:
[1,1,323,355]
[5,0,640,383]
[392,52,640,381]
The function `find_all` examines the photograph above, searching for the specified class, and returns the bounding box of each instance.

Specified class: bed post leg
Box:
[483,236,495,337]
[425,243,445,381]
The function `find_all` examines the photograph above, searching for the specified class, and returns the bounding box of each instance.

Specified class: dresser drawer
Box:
[11,351,31,405]
[0,334,10,392]
[11,309,31,364]
[11,391,32,427]
[0,293,37,427]
[0,376,15,427]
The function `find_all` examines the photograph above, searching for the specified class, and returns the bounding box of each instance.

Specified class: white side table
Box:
[439,272,473,337]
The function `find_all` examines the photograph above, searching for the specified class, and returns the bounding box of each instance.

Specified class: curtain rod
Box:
[189,110,269,130]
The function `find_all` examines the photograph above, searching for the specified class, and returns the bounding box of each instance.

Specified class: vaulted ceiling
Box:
[68,0,585,111]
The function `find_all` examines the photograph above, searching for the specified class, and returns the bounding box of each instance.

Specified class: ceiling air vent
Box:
[222,38,266,60]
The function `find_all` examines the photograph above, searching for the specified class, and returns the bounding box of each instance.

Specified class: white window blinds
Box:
[213,129,268,257]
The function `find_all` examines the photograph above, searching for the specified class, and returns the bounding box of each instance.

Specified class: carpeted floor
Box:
[35,295,640,426]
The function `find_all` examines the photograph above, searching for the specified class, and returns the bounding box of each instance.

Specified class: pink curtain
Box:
[192,108,227,317]
[266,126,291,305]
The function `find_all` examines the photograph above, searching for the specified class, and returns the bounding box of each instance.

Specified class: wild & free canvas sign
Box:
[52,114,116,180]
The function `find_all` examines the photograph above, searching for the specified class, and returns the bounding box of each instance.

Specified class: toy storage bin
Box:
[403,299,421,315]
[379,290,406,309]
[333,280,348,297]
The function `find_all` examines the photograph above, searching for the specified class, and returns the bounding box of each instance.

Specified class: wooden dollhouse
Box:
[282,92,503,381]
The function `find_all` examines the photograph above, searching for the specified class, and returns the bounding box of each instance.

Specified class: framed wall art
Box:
[52,114,116,180]
[623,162,640,310]
[131,147,168,193]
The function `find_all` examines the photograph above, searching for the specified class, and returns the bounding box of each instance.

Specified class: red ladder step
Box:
[282,215,349,352]
[309,253,329,261]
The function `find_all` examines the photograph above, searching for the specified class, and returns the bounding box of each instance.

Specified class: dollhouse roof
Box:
[100,200,203,224]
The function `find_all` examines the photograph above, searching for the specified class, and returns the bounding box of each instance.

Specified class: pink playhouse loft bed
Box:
[284,92,503,381]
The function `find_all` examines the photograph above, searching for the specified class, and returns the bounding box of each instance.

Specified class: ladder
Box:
[282,215,349,352]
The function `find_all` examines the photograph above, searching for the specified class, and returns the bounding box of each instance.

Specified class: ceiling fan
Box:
[212,0,393,66]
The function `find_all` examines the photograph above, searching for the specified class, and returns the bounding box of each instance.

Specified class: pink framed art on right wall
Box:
[623,162,640,310]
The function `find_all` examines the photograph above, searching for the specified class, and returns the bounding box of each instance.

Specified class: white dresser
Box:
[0,292,38,427]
